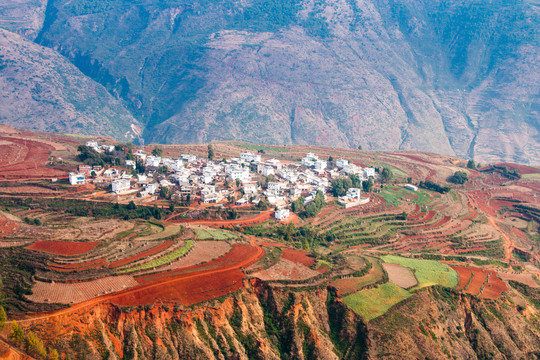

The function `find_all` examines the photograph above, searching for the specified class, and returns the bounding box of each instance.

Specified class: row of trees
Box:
[331,175,374,197]
[10,320,58,359]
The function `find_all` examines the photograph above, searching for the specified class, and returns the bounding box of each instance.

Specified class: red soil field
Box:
[451,266,507,299]
[465,267,487,295]
[137,244,263,284]
[108,241,175,268]
[452,266,473,290]
[480,270,508,299]
[462,208,477,221]
[408,210,436,224]
[0,136,64,179]
[48,258,108,272]
[26,241,100,256]
[111,269,245,306]
[281,248,316,267]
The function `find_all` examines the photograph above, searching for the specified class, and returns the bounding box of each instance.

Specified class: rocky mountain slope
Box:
[0,0,538,164]
[0,28,140,141]
[19,281,540,360]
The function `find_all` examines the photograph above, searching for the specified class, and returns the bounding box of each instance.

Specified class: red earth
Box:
[451,265,507,299]
[280,248,316,267]
[26,241,100,256]
[48,258,108,272]
[0,136,65,179]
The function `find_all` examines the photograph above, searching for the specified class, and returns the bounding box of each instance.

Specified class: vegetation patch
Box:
[119,240,194,273]
[381,255,458,290]
[343,282,411,322]
[194,228,238,240]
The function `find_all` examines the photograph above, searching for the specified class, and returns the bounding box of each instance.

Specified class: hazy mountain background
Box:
[0,0,538,163]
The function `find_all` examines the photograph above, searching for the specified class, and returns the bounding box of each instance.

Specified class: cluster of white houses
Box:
[70,148,378,220]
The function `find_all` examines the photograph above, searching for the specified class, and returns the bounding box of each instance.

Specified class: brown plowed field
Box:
[108,241,175,268]
[26,241,100,256]
[281,248,316,267]
[0,136,65,179]
[498,272,540,288]
[0,215,19,237]
[28,276,139,304]
[161,241,232,271]
[382,263,417,288]
[253,259,319,281]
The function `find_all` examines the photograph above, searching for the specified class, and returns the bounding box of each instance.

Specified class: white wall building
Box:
[363,167,376,178]
[274,208,290,221]
[262,166,275,177]
[112,178,131,193]
[146,183,158,195]
[68,172,86,185]
[241,151,261,163]
[336,159,349,168]
[314,160,327,170]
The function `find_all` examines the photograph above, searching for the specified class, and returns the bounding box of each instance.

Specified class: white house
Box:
[243,182,258,195]
[226,164,250,181]
[103,168,119,178]
[363,167,376,178]
[241,151,261,163]
[336,158,349,168]
[125,160,136,169]
[68,172,86,185]
[314,160,327,170]
[181,154,197,163]
[146,183,158,195]
[85,141,99,151]
[301,153,318,167]
[112,178,131,193]
[201,186,220,203]
[145,156,161,167]
[274,208,290,221]
[262,166,275,177]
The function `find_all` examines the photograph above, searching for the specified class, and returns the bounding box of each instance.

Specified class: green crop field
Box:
[381,255,458,289]
[343,282,411,321]
[119,240,194,273]
[194,228,238,240]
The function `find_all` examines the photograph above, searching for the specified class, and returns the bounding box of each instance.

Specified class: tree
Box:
[207,144,215,160]
[235,178,241,187]
[152,146,163,157]
[291,197,305,213]
[467,159,476,169]
[448,171,469,184]
[10,320,24,345]
[26,331,47,358]
[358,145,362,150]
[362,178,374,193]
[380,167,393,183]
[328,156,333,162]
[407,177,412,183]
[127,201,137,210]
[0,306,6,330]
[48,349,59,360]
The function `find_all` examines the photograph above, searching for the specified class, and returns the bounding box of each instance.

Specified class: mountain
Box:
[0,28,141,140]
[0,0,539,163]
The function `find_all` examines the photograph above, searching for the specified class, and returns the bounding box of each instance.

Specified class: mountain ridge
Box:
[0,0,538,164]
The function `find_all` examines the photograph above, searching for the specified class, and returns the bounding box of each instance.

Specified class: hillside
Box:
[0,0,538,163]
[0,29,141,140]
[0,128,539,359]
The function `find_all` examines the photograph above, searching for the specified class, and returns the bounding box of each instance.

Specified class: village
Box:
[69,141,378,220]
